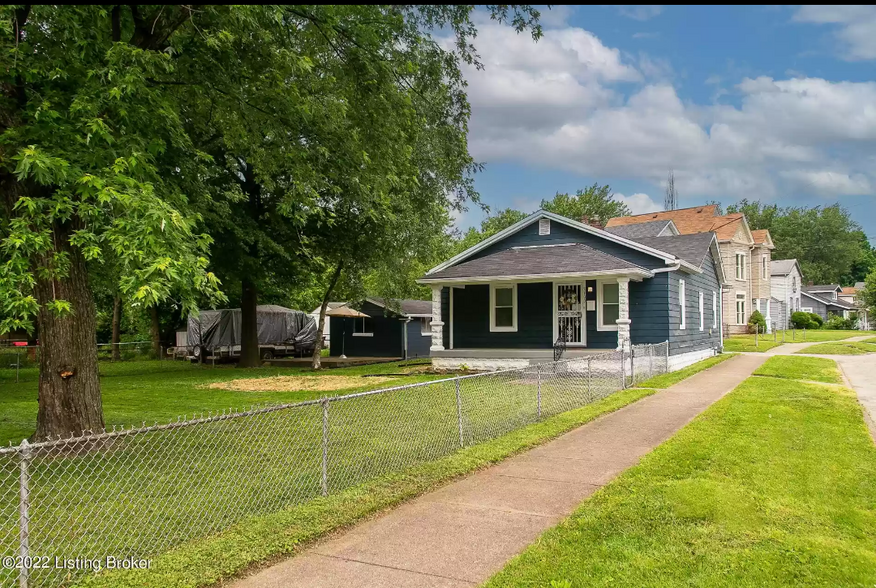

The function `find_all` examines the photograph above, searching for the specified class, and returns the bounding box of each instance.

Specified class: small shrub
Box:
[791,311,815,329]
[808,312,824,328]
[824,315,855,330]
[747,310,767,334]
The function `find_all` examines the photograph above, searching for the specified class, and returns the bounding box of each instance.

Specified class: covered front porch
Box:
[424,271,648,369]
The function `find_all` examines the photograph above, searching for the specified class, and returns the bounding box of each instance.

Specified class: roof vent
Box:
[538,218,550,236]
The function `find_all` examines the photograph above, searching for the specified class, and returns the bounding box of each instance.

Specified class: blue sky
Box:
[457,5,876,243]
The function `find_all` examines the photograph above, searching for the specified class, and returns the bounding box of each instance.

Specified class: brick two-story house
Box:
[606,205,774,334]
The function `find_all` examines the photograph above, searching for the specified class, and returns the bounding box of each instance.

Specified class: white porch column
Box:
[616,277,631,351]
[430,285,445,351]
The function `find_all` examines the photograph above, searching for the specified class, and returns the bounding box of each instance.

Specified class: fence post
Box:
[587,357,592,401]
[455,378,464,448]
[793,327,796,341]
[803,327,806,341]
[620,348,626,390]
[774,329,777,343]
[665,340,670,373]
[18,439,30,588]
[16,351,20,384]
[536,365,542,420]
[782,329,785,343]
[321,399,329,496]
[630,347,636,385]
[755,327,758,349]
[648,344,654,379]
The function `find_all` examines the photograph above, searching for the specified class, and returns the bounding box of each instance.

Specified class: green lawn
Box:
[74,386,660,588]
[0,355,641,588]
[797,342,876,355]
[753,355,844,384]
[860,337,876,345]
[484,361,876,588]
[0,359,441,445]
[721,337,782,352]
[722,329,871,353]
[635,353,735,389]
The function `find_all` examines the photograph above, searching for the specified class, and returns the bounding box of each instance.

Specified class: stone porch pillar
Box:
[616,277,631,351]
[430,285,445,351]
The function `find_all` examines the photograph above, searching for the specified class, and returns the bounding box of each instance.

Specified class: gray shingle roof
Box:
[855,281,866,290]
[369,298,433,316]
[801,290,855,309]
[604,220,675,239]
[803,284,842,293]
[424,243,649,280]
[770,259,799,276]
[623,233,716,269]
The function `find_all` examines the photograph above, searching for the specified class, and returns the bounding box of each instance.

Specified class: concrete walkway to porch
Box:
[231,353,766,588]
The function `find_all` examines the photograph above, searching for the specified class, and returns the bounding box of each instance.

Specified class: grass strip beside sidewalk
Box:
[796,342,876,355]
[753,355,844,384]
[635,353,734,389]
[483,361,876,588]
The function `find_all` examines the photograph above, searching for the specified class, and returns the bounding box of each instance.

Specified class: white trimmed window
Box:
[538,218,551,235]
[762,256,767,279]
[736,294,746,325]
[735,253,746,280]
[791,276,797,293]
[679,279,686,330]
[802,306,813,313]
[352,317,373,337]
[699,292,704,331]
[419,317,431,336]
[712,291,717,328]
[490,284,517,332]
[598,281,620,331]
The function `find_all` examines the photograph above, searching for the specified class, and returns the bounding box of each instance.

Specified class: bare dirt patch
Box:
[206,375,395,393]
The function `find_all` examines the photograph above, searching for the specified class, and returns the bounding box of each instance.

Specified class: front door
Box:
[556,284,585,345]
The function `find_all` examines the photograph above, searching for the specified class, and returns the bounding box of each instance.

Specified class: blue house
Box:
[418,211,726,371]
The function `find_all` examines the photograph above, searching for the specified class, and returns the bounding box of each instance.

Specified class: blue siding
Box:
[405,319,431,358]
[667,250,722,355]
[469,219,666,270]
[450,283,553,349]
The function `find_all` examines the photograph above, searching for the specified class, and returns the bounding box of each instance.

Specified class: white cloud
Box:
[780,170,872,197]
[463,22,876,204]
[617,5,664,21]
[614,192,662,214]
[793,5,876,61]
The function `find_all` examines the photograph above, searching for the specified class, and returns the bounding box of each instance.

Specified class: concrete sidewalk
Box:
[232,353,766,588]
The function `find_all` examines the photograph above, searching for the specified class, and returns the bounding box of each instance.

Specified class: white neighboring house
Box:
[769,259,803,331]
[309,302,347,344]
[840,283,871,331]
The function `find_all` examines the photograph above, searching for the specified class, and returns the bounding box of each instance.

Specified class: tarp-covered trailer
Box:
[187,304,317,361]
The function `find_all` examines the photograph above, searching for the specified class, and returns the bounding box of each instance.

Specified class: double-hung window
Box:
[736,294,746,325]
[679,279,686,330]
[598,282,620,330]
[735,253,746,280]
[699,292,704,331]
[490,284,517,332]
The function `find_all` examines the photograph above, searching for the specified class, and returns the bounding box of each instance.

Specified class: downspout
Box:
[719,288,725,351]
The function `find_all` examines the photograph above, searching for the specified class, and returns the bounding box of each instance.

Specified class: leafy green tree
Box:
[0,6,227,439]
[541,184,631,226]
[860,270,876,315]
[451,208,527,256]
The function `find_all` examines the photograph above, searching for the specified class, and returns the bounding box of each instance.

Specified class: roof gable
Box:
[605,205,754,243]
[770,259,801,277]
[426,211,686,278]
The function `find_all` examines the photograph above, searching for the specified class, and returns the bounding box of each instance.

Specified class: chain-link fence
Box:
[0,342,670,588]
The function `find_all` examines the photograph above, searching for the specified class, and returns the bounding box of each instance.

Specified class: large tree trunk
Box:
[150,306,161,359]
[312,262,344,370]
[33,225,104,441]
[239,278,261,367]
[111,295,122,361]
